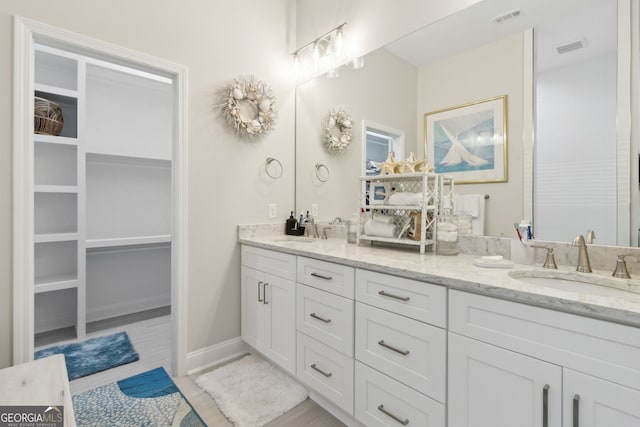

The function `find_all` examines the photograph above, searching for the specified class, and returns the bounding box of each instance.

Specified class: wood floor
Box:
[37,314,345,426]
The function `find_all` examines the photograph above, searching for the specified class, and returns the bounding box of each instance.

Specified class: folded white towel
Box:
[388,192,422,206]
[364,219,398,238]
[372,214,395,224]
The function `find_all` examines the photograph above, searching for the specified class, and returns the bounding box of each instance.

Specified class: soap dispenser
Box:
[285,211,297,234]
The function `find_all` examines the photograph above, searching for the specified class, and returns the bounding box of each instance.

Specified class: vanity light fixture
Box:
[292,22,348,80]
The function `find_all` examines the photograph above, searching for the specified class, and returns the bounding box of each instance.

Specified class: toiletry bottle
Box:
[285,211,297,234]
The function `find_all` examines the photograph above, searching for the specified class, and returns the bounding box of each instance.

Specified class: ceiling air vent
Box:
[492,9,521,24]
[556,39,585,54]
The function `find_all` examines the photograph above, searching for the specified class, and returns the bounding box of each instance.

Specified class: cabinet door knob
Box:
[377,404,409,425]
[378,340,410,356]
[309,312,331,323]
[263,282,269,305]
[310,363,332,378]
[378,290,410,301]
[310,272,333,280]
[542,384,549,427]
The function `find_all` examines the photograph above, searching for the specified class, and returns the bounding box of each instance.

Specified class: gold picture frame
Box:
[424,95,508,184]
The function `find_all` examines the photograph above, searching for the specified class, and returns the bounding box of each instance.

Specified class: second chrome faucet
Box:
[572,230,595,273]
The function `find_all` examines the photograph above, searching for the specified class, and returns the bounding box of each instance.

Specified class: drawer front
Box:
[296,332,354,415]
[355,361,445,427]
[296,284,354,356]
[355,302,446,402]
[356,269,446,327]
[449,290,640,391]
[241,245,296,280]
[297,256,355,298]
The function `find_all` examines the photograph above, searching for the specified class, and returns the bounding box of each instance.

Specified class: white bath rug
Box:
[195,354,308,427]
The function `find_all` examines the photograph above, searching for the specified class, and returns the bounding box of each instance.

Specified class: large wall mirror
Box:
[295,0,637,246]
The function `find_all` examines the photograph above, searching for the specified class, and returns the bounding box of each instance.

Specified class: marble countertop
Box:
[239,228,640,328]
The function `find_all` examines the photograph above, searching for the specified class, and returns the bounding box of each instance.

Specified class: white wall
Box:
[0,0,295,368]
[535,52,617,244]
[296,48,418,221]
[417,32,525,238]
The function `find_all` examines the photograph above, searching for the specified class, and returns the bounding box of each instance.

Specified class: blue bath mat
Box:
[73,367,206,426]
[34,331,139,380]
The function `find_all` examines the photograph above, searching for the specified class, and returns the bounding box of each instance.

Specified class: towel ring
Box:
[265,157,283,179]
[315,163,330,182]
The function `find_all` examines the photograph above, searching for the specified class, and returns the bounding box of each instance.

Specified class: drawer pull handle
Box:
[378,290,410,301]
[573,394,580,427]
[378,340,410,356]
[263,282,269,305]
[543,384,549,427]
[377,404,409,425]
[257,281,263,302]
[310,363,332,378]
[309,312,332,323]
[310,272,333,280]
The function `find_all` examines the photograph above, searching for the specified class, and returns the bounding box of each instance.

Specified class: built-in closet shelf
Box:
[34,83,78,99]
[35,233,79,243]
[35,274,78,294]
[34,134,78,146]
[86,152,171,168]
[86,235,171,249]
[34,185,79,194]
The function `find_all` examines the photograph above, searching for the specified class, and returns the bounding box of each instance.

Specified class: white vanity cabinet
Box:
[295,257,355,415]
[241,246,296,375]
[448,290,640,427]
[354,270,447,426]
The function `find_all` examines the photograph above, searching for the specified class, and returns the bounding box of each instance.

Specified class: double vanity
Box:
[239,225,640,426]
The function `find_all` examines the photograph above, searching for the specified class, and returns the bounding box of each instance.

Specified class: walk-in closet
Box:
[33,42,174,345]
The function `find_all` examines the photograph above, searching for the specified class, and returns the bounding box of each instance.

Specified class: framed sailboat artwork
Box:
[424,95,507,184]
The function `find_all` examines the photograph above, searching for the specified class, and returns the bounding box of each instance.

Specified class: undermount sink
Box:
[508,270,640,298]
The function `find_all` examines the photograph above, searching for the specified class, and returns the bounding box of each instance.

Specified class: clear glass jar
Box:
[436,214,459,255]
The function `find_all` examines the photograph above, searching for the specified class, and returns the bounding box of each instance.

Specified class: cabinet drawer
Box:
[296,284,354,356]
[296,332,354,415]
[356,269,446,327]
[355,302,446,402]
[241,245,295,280]
[449,290,640,391]
[355,361,445,427]
[297,256,354,298]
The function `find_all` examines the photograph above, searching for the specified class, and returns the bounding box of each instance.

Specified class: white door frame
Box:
[12,16,189,376]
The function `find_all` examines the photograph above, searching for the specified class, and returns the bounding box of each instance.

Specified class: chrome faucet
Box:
[330,217,343,224]
[571,234,592,273]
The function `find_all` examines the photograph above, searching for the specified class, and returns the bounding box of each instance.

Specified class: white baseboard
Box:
[86,294,171,323]
[186,336,250,375]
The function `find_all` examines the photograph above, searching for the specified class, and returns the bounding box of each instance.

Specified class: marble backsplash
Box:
[239,223,640,276]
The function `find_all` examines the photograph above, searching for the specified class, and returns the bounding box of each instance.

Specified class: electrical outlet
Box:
[268,203,277,219]
[311,203,319,218]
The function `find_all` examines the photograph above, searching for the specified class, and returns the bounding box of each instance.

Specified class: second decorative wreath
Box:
[324,108,352,154]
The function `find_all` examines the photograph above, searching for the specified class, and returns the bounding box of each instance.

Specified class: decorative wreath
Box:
[324,108,353,154]
[222,75,277,138]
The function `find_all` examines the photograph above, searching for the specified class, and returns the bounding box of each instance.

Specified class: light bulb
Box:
[334,28,344,58]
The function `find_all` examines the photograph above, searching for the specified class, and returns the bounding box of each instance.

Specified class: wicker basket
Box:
[34,96,64,136]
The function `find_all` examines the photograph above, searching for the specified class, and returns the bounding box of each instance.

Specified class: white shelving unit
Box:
[358,172,453,254]
[33,42,173,341]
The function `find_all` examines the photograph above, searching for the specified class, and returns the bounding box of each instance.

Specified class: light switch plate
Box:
[268,203,277,218]
[311,203,319,218]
